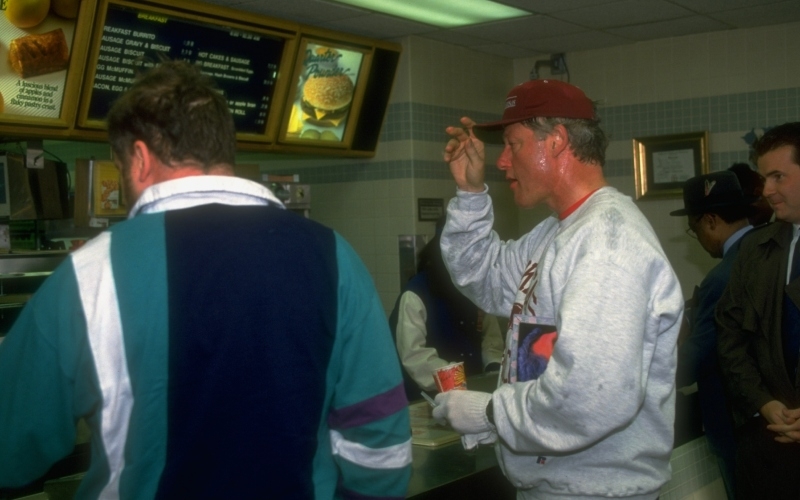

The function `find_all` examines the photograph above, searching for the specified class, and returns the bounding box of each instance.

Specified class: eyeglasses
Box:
[685,215,703,239]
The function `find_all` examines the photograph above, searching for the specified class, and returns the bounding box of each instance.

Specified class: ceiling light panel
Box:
[326,0,531,28]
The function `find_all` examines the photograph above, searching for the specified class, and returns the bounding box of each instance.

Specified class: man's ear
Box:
[131,140,153,183]
[547,124,569,158]
[705,213,718,231]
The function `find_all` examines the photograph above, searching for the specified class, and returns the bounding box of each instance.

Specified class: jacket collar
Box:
[751,220,791,245]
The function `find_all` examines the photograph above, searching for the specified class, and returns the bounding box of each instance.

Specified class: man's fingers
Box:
[444,138,466,162]
[463,137,483,164]
[460,117,477,130]
[446,125,470,141]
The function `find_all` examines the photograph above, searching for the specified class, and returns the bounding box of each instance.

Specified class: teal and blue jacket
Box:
[0,176,412,499]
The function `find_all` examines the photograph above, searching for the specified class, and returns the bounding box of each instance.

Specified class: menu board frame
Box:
[0,0,97,134]
[75,0,299,144]
[277,36,374,150]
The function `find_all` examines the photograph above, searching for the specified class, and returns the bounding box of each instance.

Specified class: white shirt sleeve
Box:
[394,291,449,392]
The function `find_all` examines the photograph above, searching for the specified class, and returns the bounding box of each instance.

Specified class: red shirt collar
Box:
[559,188,601,220]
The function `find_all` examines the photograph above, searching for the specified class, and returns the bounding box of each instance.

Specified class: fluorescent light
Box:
[327,0,531,28]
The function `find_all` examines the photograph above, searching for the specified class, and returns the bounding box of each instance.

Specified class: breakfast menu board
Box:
[0,6,78,119]
[284,41,365,143]
[85,2,285,134]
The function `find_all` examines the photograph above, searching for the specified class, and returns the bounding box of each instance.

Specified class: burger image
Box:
[300,72,354,127]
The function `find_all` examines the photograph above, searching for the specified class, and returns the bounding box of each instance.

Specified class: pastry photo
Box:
[0,0,77,118]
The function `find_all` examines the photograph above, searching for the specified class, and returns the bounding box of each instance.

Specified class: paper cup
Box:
[433,362,467,392]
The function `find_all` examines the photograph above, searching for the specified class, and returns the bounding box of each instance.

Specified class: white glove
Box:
[461,430,497,450]
[432,390,494,435]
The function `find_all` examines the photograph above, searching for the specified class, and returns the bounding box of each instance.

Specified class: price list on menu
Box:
[87,3,285,134]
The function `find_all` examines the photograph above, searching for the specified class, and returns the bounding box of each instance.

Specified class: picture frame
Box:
[633,131,709,199]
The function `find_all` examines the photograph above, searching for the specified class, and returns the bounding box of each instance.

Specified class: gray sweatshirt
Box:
[440,186,683,499]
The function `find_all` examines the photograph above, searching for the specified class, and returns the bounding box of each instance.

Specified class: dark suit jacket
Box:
[680,233,746,387]
[678,231,744,455]
[716,221,800,426]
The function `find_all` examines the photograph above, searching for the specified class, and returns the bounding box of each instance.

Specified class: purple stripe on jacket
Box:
[341,489,405,500]
[328,384,408,430]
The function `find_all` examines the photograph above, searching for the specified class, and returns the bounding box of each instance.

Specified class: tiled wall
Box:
[599,88,800,177]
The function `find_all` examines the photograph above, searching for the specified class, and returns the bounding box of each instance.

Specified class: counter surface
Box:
[407,441,500,498]
[405,373,515,498]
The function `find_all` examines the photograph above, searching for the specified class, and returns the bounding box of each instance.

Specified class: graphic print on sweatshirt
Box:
[511,260,539,317]
[503,314,558,383]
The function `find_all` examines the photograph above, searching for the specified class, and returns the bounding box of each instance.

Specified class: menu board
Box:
[84,2,286,135]
[283,40,366,144]
[0,4,80,120]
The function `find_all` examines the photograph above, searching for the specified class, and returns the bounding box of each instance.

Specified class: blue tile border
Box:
[598,87,800,141]
[254,86,800,184]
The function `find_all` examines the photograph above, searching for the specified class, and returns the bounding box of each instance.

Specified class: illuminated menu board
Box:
[85,3,286,135]
[283,40,366,144]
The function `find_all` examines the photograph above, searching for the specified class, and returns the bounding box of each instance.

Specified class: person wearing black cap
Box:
[715,122,800,499]
[670,170,755,499]
[431,79,683,499]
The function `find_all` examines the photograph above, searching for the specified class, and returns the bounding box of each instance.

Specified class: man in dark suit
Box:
[671,171,754,499]
[716,121,800,499]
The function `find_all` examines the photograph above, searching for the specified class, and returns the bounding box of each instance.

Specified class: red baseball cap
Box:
[474,79,596,133]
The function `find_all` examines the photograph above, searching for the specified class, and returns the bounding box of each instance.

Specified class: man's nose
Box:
[496,147,511,170]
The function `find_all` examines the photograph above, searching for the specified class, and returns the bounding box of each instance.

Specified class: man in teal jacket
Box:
[0,60,411,499]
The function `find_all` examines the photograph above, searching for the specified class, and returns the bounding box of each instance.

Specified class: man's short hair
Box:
[106,60,236,172]
[521,116,608,167]
[728,162,764,198]
[751,122,800,166]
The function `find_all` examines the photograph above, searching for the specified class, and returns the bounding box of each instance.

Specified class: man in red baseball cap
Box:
[432,79,683,499]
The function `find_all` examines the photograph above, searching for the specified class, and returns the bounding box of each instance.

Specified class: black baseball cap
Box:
[669,171,754,216]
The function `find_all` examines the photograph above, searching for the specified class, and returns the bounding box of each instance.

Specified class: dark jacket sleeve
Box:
[715,241,776,424]
[678,268,725,387]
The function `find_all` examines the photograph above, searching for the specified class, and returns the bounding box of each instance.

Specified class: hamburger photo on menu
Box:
[287,44,363,142]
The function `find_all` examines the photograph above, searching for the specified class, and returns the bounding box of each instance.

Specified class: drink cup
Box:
[433,362,467,392]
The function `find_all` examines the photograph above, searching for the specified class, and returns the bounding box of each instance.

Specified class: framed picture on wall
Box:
[633,131,709,199]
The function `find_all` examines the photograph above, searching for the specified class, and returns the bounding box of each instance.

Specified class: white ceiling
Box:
[204,0,800,58]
